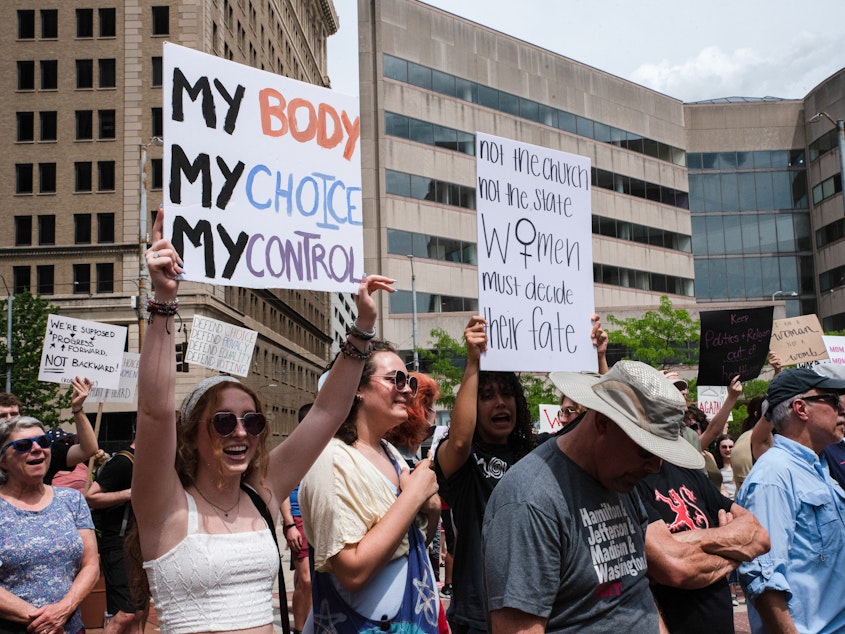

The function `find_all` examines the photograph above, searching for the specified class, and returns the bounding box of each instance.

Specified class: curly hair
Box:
[385,372,440,450]
[477,371,535,459]
[334,339,398,445]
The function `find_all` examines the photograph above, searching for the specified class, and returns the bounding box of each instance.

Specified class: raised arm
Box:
[700,375,742,449]
[591,314,609,375]
[435,315,487,479]
[264,275,395,501]
[65,376,99,467]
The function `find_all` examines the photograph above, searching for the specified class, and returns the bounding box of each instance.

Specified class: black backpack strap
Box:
[241,483,290,634]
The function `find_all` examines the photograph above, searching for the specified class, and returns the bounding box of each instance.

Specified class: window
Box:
[15,164,33,194]
[38,215,55,245]
[152,56,163,86]
[151,159,163,189]
[77,60,94,89]
[97,213,115,243]
[40,10,58,38]
[14,216,32,246]
[17,112,34,142]
[18,61,35,90]
[76,8,94,37]
[152,107,163,137]
[152,6,170,35]
[40,60,57,90]
[99,8,116,37]
[76,111,93,140]
[18,10,35,39]
[37,266,54,295]
[99,110,116,139]
[98,162,115,191]
[13,267,31,294]
[73,264,90,294]
[99,59,116,88]
[40,112,57,141]
[96,263,114,293]
[75,214,92,244]
[75,162,93,192]
[38,163,56,193]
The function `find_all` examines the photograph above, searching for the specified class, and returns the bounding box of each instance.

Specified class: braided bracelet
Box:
[147,297,179,316]
[339,338,372,360]
[346,322,376,340]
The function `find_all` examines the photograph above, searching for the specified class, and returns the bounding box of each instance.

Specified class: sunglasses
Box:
[797,393,844,411]
[0,434,52,456]
[558,406,579,419]
[210,412,266,437]
[372,370,418,396]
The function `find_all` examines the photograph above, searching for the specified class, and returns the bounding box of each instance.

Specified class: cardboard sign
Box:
[698,307,773,385]
[538,403,565,434]
[88,353,140,403]
[475,132,595,372]
[824,336,845,366]
[185,315,258,377]
[697,385,729,420]
[38,315,127,388]
[163,43,363,293]
[769,314,828,365]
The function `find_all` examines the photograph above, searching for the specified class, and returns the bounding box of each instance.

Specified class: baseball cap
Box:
[763,367,845,420]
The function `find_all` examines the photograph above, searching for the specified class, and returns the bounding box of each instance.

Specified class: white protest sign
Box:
[163,42,363,293]
[475,133,595,372]
[538,403,564,434]
[88,353,140,403]
[824,336,845,366]
[697,385,728,420]
[38,315,127,388]
[186,315,258,377]
[429,425,449,457]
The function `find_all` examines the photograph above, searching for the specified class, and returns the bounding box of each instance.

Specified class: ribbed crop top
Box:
[143,490,279,634]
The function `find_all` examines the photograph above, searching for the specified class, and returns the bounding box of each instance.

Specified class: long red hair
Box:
[385,372,440,450]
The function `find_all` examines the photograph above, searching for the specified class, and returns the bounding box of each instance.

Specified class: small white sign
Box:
[185,315,258,377]
[697,385,729,419]
[38,315,127,388]
[538,403,564,434]
[823,336,845,366]
[88,353,140,403]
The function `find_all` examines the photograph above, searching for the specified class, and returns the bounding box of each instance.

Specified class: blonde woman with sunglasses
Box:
[0,417,99,634]
[130,209,394,634]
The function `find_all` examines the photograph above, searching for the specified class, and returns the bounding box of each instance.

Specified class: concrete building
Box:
[357,0,845,363]
[1,0,339,445]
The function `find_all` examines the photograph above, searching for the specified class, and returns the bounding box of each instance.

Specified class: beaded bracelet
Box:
[71,407,83,415]
[147,297,179,316]
[339,338,372,360]
[346,322,376,340]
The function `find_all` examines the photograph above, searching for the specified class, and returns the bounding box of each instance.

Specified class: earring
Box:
[355,394,363,402]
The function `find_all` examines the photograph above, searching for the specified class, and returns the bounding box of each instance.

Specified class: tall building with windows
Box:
[1,0,339,444]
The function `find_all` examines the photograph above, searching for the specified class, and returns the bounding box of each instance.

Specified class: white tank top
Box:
[143,490,280,634]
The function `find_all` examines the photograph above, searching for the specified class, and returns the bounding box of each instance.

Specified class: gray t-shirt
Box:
[482,439,658,633]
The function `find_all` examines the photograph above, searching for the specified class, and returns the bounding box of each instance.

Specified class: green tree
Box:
[607,296,700,369]
[0,290,70,425]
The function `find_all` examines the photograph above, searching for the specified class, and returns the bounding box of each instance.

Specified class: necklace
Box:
[194,485,240,517]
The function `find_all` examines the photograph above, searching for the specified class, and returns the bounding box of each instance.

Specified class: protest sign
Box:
[823,336,845,366]
[185,315,258,377]
[769,314,827,365]
[697,385,729,420]
[538,403,565,434]
[38,315,127,388]
[163,43,363,293]
[475,132,594,372]
[88,353,140,403]
[698,307,773,385]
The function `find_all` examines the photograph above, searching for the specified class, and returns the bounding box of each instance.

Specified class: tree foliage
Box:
[0,290,70,425]
[607,296,700,369]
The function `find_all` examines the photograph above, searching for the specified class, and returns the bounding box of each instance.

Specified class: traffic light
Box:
[175,341,189,373]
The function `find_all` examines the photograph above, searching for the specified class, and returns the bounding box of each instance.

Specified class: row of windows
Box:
[593,167,689,209]
[593,263,694,296]
[17,7,167,40]
[389,290,478,315]
[385,170,476,210]
[592,215,692,253]
[819,263,845,293]
[688,171,808,213]
[17,111,116,143]
[387,229,478,265]
[14,214,115,246]
[17,59,117,91]
[383,54,687,166]
[694,255,814,300]
[12,263,114,296]
[808,128,840,164]
[687,150,805,170]
[811,173,842,206]
[691,213,811,256]
[14,162,116,195]
[816,218,845,249]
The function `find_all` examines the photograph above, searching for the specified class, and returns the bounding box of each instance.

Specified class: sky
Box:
[327,0,845,103]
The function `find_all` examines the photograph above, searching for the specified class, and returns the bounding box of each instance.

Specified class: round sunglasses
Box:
[0,434,52,456]
[210,412,267,437]
[372,370,418,396]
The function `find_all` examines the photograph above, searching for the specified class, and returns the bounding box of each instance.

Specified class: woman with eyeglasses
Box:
[0,417,99,634]
[129,210,394,634]
[299,341,442,633]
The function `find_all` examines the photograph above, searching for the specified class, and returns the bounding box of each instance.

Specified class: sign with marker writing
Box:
[475,133,595,372]
[697,385,728,420]
[163,43,363,293]
[186,315,258,377]
[38,315,127,388]
[769,314,828,365]
[697,307,773,385]
[538,403,564,434]
[88,353,140,404]
[823,336,845,366]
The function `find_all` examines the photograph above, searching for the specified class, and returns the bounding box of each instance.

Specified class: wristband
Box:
[72,407,83,415]
[284,523,297,531]
[147,297,179,316]
[339,339,372,361]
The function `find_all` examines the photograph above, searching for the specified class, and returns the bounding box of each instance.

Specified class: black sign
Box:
[697,307,774,385]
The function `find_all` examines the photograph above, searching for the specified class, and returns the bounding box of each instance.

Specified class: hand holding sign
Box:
[353,275,396,334]
[146,207,184,302]
[464,316,489,362]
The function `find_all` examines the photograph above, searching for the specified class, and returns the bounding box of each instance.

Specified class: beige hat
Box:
[550,361,704,470]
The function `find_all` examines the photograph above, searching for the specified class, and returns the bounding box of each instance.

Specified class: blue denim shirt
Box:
[737,435,845,634]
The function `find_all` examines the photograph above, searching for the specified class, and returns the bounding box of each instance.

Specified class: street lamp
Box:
[809,112,845,218]
[772,290,798,302]
[407,255,419,371]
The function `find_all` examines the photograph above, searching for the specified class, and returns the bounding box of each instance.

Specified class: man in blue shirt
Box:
[738,368,845,634]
